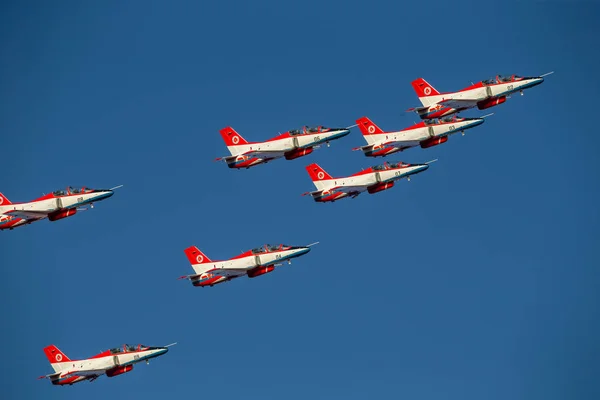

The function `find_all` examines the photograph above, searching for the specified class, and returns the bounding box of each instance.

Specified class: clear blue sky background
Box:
[1,1,598,399]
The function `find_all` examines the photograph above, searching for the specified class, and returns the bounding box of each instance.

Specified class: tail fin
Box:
[356,117,384,145]
[411,78,440,107]
[184,246,213,274]
[44,345,71,372]
[306,163,333,191]
[219,127,249,153]
[0,193,12,206]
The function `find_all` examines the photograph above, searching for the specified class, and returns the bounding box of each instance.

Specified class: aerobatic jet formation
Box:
[180,243,318,287]
[0,185,122,230]
[408,72,553,119]
[216,125,351,169]
[354,115,487,157]
[39,343,175,385]
[303,161,433,202]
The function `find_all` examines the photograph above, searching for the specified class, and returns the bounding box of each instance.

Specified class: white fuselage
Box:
[192,248,310,275]
[421,78,544,107]
[363,119,483,146]
[314,164,427,192]
[226,129,349,156]
[0,192,108,216]
[51,348,167,377]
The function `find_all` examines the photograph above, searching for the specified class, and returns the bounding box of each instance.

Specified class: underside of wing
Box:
[332,185,368,195]
[438,99,478,110]
[67,368,107,377]
[242,150,286,159]
[381,139,421,149]
[204,268,248,278]
[5,210,49,221]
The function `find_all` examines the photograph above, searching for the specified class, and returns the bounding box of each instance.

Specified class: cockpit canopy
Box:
[483,74,523,85]
[109,344,149,354]
[52,186,95,196]
[288,126,337,136]
[424,115,465,125]
[251,244,292,254]
[372,161,411,171]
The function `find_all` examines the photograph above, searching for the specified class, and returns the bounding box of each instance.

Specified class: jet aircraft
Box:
[354,115,487,157]
[0,185,122,230]
[216,125,351,169]
[180,243,317,287]
[408,72,553,119]
[39,343,174,385]
[303,161,433,202]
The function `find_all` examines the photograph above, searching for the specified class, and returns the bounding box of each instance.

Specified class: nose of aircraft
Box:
[409,164,430,175]
[150,347,169,358]
[470,118,485,127]
[338,128,351,137]
[296,246,311,255]
[530,77,544,87]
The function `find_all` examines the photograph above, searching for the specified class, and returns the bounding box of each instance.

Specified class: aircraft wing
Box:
[334,185,368,194]
[61,368,107,377]
[5,210,49,221]
[437,98,479,110]
[241,149,287,159]
[216,150,286,162]
[357,140,420,152]
[203,268,249,278]
[387,140,420,148]
[303,185,367,198]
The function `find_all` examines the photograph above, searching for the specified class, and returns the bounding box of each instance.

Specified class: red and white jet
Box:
[180,243,317,287]
[0,185,121,230]
[216,125,351,169]
[354,115,487,157]
[39,343,174,385]
[408,72,553,119]
[303,161,433,202]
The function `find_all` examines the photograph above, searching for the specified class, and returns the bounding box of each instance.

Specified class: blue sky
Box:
[1,1,599,399]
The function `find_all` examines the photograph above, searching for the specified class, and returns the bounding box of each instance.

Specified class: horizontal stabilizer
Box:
[38,372,62,380]
[214,155,238,163]
[301,190,323,197]
[406,106,430,113]
[352,144,374,152]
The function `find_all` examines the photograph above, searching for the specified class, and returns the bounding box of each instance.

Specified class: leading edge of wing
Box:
[203,268,248,278]
[5,210,49,220]
[437,98,478,109]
